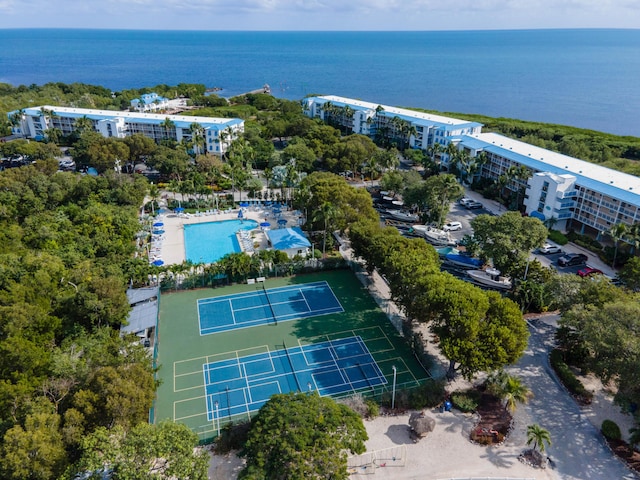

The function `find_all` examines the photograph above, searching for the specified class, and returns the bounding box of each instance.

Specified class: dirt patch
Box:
[469,393,512,445]
[606,438,640,474]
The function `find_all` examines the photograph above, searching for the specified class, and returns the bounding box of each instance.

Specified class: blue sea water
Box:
[1,29,639,136]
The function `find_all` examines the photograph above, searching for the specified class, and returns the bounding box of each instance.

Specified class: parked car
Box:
[465,201,483,210]
[443,221,462,232]
[459,197,473,207]
[539,243,562,254]
[577,267,603,277]
[557,253,588,267]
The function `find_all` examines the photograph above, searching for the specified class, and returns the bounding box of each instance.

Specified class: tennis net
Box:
[282,340,302,392]
[263,283,277,325]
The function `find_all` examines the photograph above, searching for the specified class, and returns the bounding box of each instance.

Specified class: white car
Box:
[539,243,562,254]
[443,221,462,232]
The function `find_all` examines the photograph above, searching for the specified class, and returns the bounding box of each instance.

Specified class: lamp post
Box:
[214,401,220,437]
[391,365,397,410]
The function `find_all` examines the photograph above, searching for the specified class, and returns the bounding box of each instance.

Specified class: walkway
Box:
[340,234,637,479]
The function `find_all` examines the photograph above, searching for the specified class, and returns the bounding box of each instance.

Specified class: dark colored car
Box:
[557,253,588,267]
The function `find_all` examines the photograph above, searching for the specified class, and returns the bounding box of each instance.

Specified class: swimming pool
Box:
[184,220,258,264]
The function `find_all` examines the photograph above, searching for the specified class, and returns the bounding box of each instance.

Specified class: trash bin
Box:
[444,400,452,412]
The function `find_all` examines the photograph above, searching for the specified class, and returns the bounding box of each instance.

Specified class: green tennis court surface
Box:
[154,270,431,443]
[198,281,343,335]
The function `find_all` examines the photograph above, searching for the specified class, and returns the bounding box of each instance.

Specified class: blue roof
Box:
[266,227,311,250]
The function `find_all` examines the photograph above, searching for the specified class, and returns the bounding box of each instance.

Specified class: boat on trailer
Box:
[443,252,483,269]
[386,210,420,223]
[413,225,455,246]
[466,267,512,290]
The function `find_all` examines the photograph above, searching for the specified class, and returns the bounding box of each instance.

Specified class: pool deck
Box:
[150,206,304,265]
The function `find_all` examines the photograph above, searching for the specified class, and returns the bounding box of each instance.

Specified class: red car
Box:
[577,267,603,277]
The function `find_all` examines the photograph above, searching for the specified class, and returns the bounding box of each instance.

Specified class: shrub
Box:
[365,399,380,419]
[601,419,622,440]
[451,390,480,413]
[548,229,568,245]
[549,349,593,404]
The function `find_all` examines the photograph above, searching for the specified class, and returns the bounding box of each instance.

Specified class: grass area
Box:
[153,269,431,443]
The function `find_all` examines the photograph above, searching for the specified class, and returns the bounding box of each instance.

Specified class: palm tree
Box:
[312,202,339,258]
[626,222,640,254]
[189,122,206,156]
[502,375,532,412]
[147,183,160,215]
[609,222,628,268]
[8,109,25,137]
[428,143,444,170]
[161,117,175,141]
[526,424,552,453]
[74,115,94,134]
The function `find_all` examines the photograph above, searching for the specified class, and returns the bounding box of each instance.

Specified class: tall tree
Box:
[240,392,367,480]
[471,212,548,278]
[312,202,339,257]
[74,420,208,480]
[608,222,627,268]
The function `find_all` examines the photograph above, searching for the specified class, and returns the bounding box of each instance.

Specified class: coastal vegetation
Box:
[1,81,640,476]
[406,107,640,175]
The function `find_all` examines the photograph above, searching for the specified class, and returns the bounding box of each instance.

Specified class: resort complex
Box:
[8,106,244,156]
[304,95,640,236]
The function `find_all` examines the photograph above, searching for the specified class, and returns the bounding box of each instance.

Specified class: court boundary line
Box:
[199,336,388,420]
[197,281,345,336]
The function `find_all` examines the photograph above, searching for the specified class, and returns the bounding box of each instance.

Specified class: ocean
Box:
[1,29,639,136]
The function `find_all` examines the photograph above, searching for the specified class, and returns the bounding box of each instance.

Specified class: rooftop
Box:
[465,132,640,204]
[19,105,243,128]
[266,227,311,251]
[314,95,482,129]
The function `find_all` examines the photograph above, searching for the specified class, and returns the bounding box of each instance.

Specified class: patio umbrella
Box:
[277,219,287,226]
[153,222,164,227]
[153,230,165,235]
[260,222,271,227]
[175,207,184,213]
[237,209,244,219]
[239,202,249,208]
[273,208,281,214]
[152,259,164,266]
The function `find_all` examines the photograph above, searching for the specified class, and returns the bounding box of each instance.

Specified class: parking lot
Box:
[377,186,617,281]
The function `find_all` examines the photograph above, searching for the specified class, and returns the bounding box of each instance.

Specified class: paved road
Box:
[508,317,637,480]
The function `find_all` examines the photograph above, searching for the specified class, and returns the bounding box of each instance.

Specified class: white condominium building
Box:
[302,95,482,151]
[304,95,640,235]
[458,132,640,234]
[8,106,244,156]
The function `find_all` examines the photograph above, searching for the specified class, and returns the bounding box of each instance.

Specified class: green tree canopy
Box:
[470,212,548,278]
[240,392,367,480]
[72,420,208,480]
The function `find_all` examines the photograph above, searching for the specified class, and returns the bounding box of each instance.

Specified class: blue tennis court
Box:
[197,281,344,335]
[203,336,387,421]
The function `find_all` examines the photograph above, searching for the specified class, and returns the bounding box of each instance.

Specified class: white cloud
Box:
[0,0,638,29]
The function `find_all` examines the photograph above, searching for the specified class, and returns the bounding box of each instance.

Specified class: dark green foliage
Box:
[451,390,481,413]
[214,421,252,454]
[548,229,568,245]
[365,399,380,419]
[549,349,593,404]
[240,392,367,480]
[601,419,622,440]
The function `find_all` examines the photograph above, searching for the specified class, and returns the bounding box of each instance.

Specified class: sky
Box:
[0,0,639,30]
